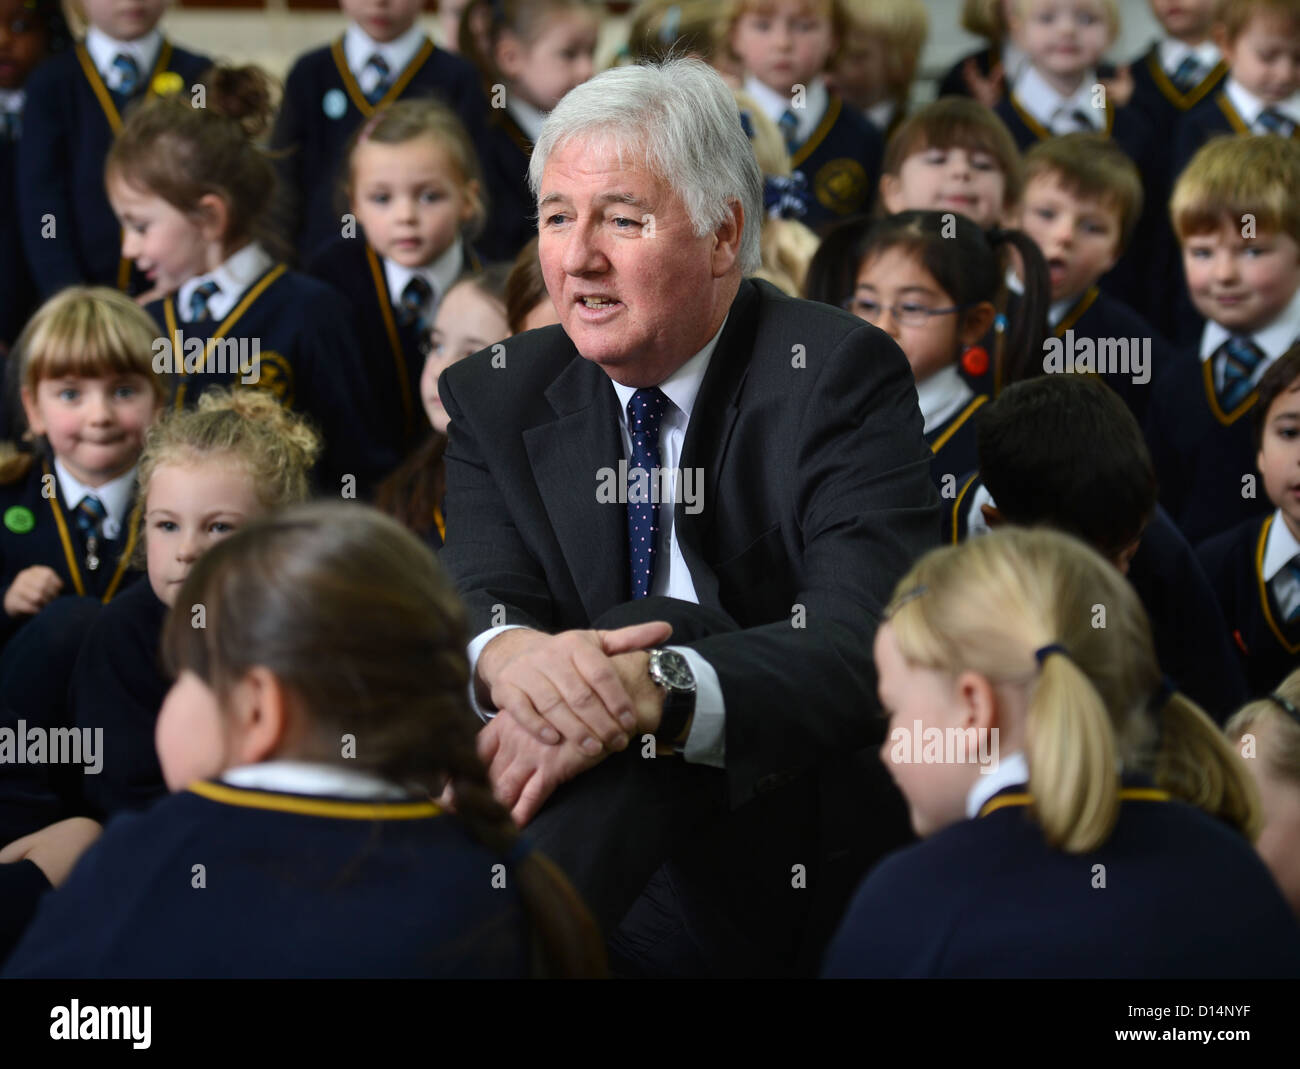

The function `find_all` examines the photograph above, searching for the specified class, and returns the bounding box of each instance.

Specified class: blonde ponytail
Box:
[1156,693,1261,840]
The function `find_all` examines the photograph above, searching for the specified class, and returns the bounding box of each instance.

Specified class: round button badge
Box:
[323,88,348,119]
[4,505,35,534]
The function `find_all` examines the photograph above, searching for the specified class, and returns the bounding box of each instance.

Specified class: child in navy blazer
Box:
[823,526,1300,977]
[4,502,604,977]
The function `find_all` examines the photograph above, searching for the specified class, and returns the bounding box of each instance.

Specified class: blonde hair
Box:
[886,528,1260,852]
[1217,0,1300,42]
[132,389,321,566]
[1010,0,1119,36]
[0,287,165,484]
[838,0,928,99]
[755,218,820,295]
[960,0,1008,40]
[1171,134,1300,244]
[1226,667,1300,784]
[733,89,792,176]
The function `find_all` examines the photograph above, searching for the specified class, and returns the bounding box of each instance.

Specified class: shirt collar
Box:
[743,75,829,145]
[1158,37,1221,75]
[1015,64,1101,130]
[343,21,427,80]
[506,96,546,142]
[865,99,896,133]
[610,315,729,425]
[220,760,415,799]
[0,89,23,115]
[382,236,464,311]
[916,364,974,434]
[1200,282,1300,363]
[965,750,1029,818]
[177,242,276,323]
[85,26,162,86]
[1224,76,1300,126]
[53,457,137,535]
[1048,294,1083,327]
[1263,508,1300,581]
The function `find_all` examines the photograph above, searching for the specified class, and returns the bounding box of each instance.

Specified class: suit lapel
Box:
[524,347,628,619]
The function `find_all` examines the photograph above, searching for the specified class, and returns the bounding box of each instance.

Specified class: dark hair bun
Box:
[205,65,277,140]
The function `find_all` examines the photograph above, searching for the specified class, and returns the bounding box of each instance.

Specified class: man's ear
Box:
[712,199,744,277]
[981,503,1004,528]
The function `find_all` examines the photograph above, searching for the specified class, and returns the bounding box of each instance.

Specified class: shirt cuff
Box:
[466,624,531,722]
[667,645,725,768]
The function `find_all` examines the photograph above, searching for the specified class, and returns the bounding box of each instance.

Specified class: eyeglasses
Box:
[841,296,974,327]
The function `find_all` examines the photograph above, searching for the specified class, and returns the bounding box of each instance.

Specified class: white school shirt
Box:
[506,96,546,142]
[53,459,137,541]
[965,751,1030,818]
[85,26,161,92]
[1199,284,1300,393]
[1262,509,1300,621]
[916,365,975,435]
[343,21,427,96]
[222,761,414,799]
[466,319,732,767]
[177,243,276,324]
[1223,77,1300,132]
[743,74,830,146]
[382,237,465,325]
[1157,38,1221,81]
[1014,65,1104,135]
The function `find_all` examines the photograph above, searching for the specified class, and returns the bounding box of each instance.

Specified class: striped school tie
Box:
[363,54,391,104]
[1215,335,1266,412]
[187,280,221,324]
[1258,108,1295,137]
[112,53,141,97]
[777,109,799,152]
[1287,558,1300,622]
[1169,55,1202,92]
[397,275,433,330]
[75,494,107,571]
[0,111,20,143]
[626,387,669,599]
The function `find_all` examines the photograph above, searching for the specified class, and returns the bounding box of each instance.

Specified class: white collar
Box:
[85,26,162,87]
[506,96,546,142]
[177,242,276,323]
[1158,37,1221,75]
[865,99,896,133]
[220,761,415,799]
[610,315,728,425]
[1263,508,1300,581]
[53,458,137,540]
[1200,283,1300,364]
[382,237,465,313]
[0,89,23,115]
[1048,293,1085,327]
[1014,64,1102,130]
[1224,76,1300,126]
[1000,40,1030,89]
[343,21,427,81]
[965,750,1029,818]
[743,75,829,145]
[917,364,974,434]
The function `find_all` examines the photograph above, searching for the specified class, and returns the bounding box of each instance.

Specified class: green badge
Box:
[4,505,34,534]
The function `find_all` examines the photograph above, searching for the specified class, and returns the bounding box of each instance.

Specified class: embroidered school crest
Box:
[248,351,294,407]
[813,158,869,215]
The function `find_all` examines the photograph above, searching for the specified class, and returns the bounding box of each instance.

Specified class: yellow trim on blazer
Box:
[43,459,138,601]
[1200,350,1258,427]
[1009,90,1114,144]
[330,37,436,118]
[1053,286,1100,337]
[979,787,1171,818]
[164,265,289,409]
[1216,91,1251,134]
[949,471,979,545]
[434,504,446,543]
[1147,50,1226,111]
[1255,514,1300,654]
[930,395,988,455]
[188,779,442,820]
[366,245,415,438]
[790,95,842,169]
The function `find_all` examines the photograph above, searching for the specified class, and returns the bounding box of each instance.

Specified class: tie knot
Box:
[627,387,669,434]
[112,53,140,95]
[187,280,221,323]
[366,53,390,77]
[398,275,434,326]
[1259,107,1294,135]
[76,494,107,526]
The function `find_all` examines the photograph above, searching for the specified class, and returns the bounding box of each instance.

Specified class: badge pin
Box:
[152,71,184,98]
[323,88,348,119]
[3,505,34,534]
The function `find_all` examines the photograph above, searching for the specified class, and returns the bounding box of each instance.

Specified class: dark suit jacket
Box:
[437,278,942,808]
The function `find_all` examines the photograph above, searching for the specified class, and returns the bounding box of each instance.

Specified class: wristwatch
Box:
[648,648,696,746]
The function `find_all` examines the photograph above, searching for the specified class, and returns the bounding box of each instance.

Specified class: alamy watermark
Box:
[0,722,103,775]
[596,462,703,515]
[887,721,1000,775]
[1042,331,1150,385]
[152,332,261,385]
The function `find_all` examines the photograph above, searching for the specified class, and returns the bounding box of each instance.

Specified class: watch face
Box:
[653,650,695,690]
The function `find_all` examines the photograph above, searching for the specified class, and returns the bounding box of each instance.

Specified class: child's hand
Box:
[0,817,102,888]
[3,566,63,617]
[1100,65,1134,108]
[964,58,1005,109]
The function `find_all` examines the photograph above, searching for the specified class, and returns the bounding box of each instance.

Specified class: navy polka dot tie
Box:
[626,387,669,599]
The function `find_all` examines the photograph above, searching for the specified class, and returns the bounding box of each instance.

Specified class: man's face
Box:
[536,137,741,387]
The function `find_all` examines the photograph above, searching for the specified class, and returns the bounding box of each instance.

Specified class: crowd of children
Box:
[0,0,1299,978]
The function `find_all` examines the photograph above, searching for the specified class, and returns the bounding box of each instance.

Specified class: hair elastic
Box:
[886,584,927,616]
[1033,643,1069,666]
[1267,691,1300,727]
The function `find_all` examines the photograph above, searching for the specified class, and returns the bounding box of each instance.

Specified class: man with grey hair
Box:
[438,58,938,974]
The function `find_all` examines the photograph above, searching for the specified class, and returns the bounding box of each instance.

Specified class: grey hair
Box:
[528,57,764,274]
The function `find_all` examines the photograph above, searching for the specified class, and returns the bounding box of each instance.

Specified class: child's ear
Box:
[461,178,483,224]
[19,386,44,437]
[879,172,905,214]
[960,301,997,346]
[227,666,293,766]
[981,503,1004,528]
[494,30,525,81]
[953,669,997,733]
[194,193,230,246]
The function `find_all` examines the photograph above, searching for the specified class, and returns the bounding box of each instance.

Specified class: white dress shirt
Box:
[743,74,830,146]
[466,318,733,767]
[1263,509,1300,621]
[1224,76,1300,131]
[221,760,415,799]
[965,751,1029,818]
[54,459,137,541]
[177,242,276,324]
[916,365,975,435]
[85,26,161,91]
[1158,38,1221,81]
[1014,65,1105,135]
[382,237,465,325]
[1199,283,1300,391]
[343,21,427,94]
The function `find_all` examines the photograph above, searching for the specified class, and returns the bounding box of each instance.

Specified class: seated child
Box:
[310,99,486,464]
[1170,0,1300,181]
[16,0,208,299]
[1146,134,1300,545]
[72,389,320,819]
[0,0,68,346]
[725,0,884,233]
[0,288,164,650]
[830,0,928,140]
[107,66,397,497]
[459,0,600,262]
[807,209,1048,490]
[1225,668,1300,917]
[937,0,1028,106]
[4,502,606,977]
[1017,133,1178,425]
[1198,348,1300,696]
[823,526,1300,977]
[269,0,489,264]
[968,374,1249,722]
[377,265,511,547]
